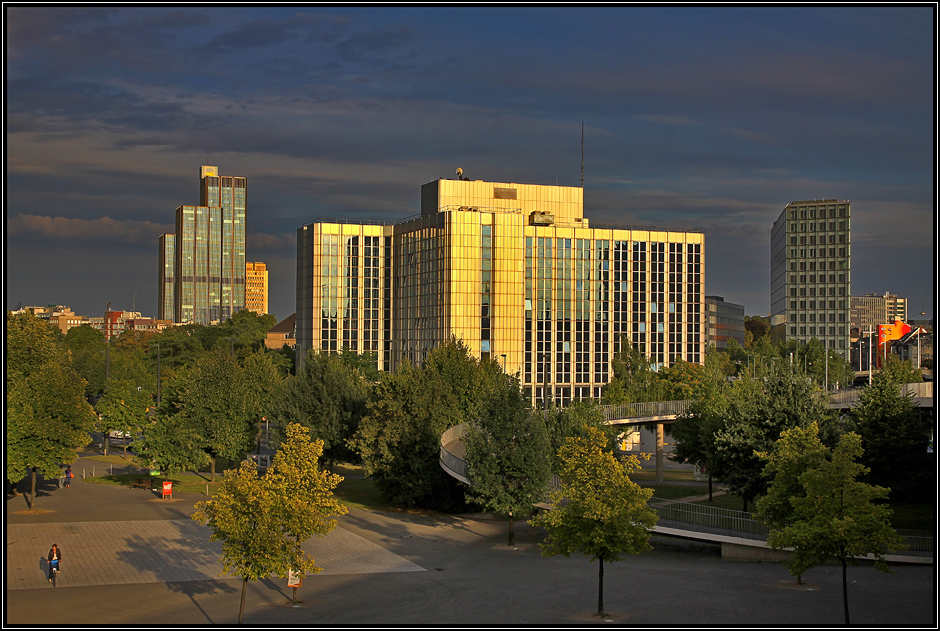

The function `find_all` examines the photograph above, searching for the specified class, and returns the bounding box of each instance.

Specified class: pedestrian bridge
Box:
[440,425,932,564]
[440,381,934,564]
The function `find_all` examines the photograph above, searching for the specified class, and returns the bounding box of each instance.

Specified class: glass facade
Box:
[296,179,705,405]
[158,166,248,325]
[770,200,851,358]
[158,234,175,321]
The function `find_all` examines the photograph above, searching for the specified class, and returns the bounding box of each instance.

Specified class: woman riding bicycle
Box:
[48,543,62,584]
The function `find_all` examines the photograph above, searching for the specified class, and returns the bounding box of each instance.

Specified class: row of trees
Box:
[670,351,931,508]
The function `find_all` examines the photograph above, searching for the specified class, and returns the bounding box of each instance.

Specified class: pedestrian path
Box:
[6,520,425,591]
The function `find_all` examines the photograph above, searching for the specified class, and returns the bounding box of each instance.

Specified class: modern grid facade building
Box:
[850,292,907,340]
[297,177,705,407]
[158,166,247,325]
[770,199,851,358]
[246,262,269,315]
[704,295,746,351]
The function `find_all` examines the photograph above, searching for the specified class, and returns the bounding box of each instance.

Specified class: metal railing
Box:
[650,498,932,556]
[600,400,692,422]
[649,497,770,540]
[440,424,469,483]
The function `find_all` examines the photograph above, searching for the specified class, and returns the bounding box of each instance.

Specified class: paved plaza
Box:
[5,454,936,626]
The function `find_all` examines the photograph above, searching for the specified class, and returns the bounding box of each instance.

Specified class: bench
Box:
[129,479,152,490]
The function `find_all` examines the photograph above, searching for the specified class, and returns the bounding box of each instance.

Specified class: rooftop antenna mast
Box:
[580,121,584,188]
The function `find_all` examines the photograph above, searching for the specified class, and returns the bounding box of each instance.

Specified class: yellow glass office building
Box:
[297,178,705,406]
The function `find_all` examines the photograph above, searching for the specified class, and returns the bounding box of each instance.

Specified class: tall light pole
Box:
[500,354,507,373]
[867,326,873,386]
[155,342,161,408]
[105,302,111,381]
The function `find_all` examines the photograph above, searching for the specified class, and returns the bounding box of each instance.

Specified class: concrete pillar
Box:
[655,423,664,484]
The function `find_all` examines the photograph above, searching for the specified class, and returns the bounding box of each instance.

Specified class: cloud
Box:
[8,214,173,245]
[247,232,295,251]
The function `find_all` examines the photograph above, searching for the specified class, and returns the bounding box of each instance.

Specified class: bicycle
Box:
[50,559,59,587]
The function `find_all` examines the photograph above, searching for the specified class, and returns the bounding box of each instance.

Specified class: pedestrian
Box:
[47,543,62,583]
[64,467,73,488]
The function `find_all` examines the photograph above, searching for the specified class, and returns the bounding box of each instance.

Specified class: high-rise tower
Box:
[770,199,851,358]
[158,166,247,325]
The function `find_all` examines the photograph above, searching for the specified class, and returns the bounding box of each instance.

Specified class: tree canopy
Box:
[530,425,657,616]
[757,426,906,624]
[464,373,552,545]
[6,311,97,508]
[192,423,346,623]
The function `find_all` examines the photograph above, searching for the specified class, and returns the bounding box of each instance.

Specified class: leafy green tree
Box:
[339,347,381,382]
[351,337,499,510]
[464,374,552,545]
[241,351,288,451]
[669,354,729,497]
[850,358,932,501]
[134,414,210,479]
[672,364,835,511]
[541,400,615,474]
[270,350,369,466]
[176,349,256,480]
[744,315,769,347]
[6,311,98,508]
[96,378,152,458]
[657,358,707,400]
[192,423,346,624]
[63,324,107,399]
[601,340,669,404]
[759,429,906,624]
[530,426,658,617]
[754,422,829,584]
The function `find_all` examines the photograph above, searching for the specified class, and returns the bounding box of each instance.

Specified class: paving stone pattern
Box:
[6,520,424,591]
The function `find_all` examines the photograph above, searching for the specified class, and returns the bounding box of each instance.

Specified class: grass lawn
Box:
[83,472,224,496]
[646,485,710,501]
[629,469,696,482]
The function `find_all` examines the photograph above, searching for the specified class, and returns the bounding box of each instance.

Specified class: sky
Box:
[6,6,936,323]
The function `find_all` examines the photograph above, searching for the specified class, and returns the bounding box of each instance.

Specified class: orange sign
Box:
[877,320,911,368]
[162,481,173,499]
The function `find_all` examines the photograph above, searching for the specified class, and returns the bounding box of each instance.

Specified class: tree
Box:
[759,429,906,624]
[134,414,210,479]
[192,423,347,624]
[96,378,152,458]
[176,349,257,480]
[530,426,657,617]
[63,324,107,399]
[601,340,669,404]
[657,358,707,400]
[744,315,769,347]
[6,311,98,508]
[850,358,932,501]
[270,351,370,466]
[754,422,828,584]
[541,400,615,474]
[350,337,500,511]
[464,374,552,545]
[671,364,835,512]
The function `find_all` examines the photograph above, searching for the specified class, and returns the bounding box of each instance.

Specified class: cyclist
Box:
[47,543,62,584]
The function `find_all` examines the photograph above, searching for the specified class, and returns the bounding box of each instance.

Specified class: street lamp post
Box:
[155,342,161,407]
[500,354,507,373]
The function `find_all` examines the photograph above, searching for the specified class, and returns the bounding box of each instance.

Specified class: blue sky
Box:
[6,6,935,322]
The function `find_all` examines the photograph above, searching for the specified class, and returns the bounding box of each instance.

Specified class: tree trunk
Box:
[211,457,216,482]
[104,435,110,456]
[597,554,605,616]
[742,496,747,513]
[797,573,802,585]
[655,424,664,484]
[123,436,128,460]
[239,576,248,624]
[507,511,516,546]
[29,468,37,510]
[708,473,713,501]
[841,555,850,625]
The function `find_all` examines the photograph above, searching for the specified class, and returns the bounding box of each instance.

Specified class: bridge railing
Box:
[440,424,469,483]
[600,399,693,421]
[650,498,933,556]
